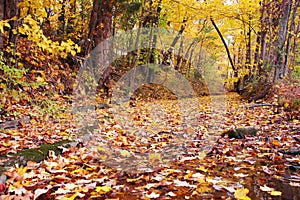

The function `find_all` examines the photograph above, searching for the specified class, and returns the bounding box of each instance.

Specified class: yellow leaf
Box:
[234,188,251,200]
[196,185,212,193]
[270,190,282,196]
[259,185,274,192]
[198,151,206,159]
[61,192,78,200]
[17,167,27,176]
[70,50,76,56]
[198,166,207,173]
[4,22,10,28]
[36,76,45,83]
[184,172,193,179]
[126,178,138,182]
[58,83,65,91]
[120,150,131,157]
[81,187,89,193]
[149,152,162,163]
[95,186,112,194]
[96,146,106,152]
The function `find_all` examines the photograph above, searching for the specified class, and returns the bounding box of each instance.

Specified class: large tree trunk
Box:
[283,0,299,76]
[273,0,292,81]
[86,0,113,55]
[3,0,18,65]
[84,0,113,96]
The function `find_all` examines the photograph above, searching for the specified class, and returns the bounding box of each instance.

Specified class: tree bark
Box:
[273,0,292,81]
[0,0,4,50]
[290,21,299,74]
[245,20,251,69]
[84,0,114,96]
[283,0,299,76]
[86,0,113,55]
[3,0,18,65]
[162,23,185,66]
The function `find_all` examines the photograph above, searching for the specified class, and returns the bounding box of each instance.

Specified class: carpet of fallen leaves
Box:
[0,93,299,199]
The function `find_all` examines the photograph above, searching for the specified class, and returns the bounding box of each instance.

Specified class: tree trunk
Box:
[210,18,236,72]
[283,0,299,76]
[254,0,266,75]
[210,18,239,91]
[289,21,299,74]
[148,0,162,82]
[81,0,114,97]
[253,33,260,75]
[162,23,185,66]
[273,0,292,81]
[3,0,18,65]
[0,0,4,50]
[245,20,251,69]
[86,0,113,55]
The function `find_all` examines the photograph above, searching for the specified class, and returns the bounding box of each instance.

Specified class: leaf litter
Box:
[0,93,299,199]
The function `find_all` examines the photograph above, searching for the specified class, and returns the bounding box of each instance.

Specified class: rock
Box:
[222,127,259,139]
[0,140,71,173]
[279,148,300,155]
[97,103,111,109]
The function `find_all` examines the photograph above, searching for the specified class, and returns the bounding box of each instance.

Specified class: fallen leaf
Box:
[174,179,196,188]
[33,188,49,199]
[234,188,251,200]
[120,150,131,157]
[271,140,281,147]
[95,186,112,194]
[234,173,248,178]
[270,190,282,196]
[146,191,160,198]
[166,191,176,197]
[259,185,274,192]
[0,183,5,192]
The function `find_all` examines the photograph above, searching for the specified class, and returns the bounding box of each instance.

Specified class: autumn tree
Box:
[243,0,299,101]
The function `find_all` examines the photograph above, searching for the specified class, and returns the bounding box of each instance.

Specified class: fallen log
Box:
[248,84,272,102]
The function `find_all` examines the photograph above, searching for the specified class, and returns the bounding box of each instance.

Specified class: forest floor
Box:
[0,92,299,199]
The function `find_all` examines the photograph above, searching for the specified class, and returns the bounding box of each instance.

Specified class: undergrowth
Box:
[0,57,66,120]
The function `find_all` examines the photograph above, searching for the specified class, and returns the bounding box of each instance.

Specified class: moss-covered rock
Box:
[0,140,71,173]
